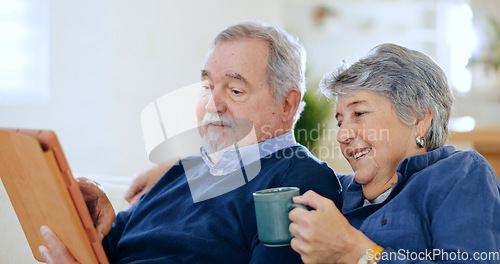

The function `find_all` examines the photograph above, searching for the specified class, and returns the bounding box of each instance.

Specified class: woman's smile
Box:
[352,147,372,160]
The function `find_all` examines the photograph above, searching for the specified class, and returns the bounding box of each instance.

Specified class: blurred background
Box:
[1,0,499,177]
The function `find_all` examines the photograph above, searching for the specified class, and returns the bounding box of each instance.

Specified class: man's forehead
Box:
[201,69,248,84]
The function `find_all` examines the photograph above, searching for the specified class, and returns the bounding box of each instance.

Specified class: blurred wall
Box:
[1,0,498,177]
[0,0,285,176]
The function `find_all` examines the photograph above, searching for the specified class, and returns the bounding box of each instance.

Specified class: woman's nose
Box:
[337,124,356,144]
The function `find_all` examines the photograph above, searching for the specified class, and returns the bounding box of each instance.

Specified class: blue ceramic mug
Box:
[253,187,307,246]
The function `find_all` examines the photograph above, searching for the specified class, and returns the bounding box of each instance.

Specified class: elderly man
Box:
[40,21,342,263]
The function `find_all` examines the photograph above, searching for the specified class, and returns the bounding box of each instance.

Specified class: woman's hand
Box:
[124,162,177,205]
[76,177,115,240]
[289,190,376,264]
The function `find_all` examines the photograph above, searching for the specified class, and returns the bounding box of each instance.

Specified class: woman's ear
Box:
[282,88,301,123]
[414,110,434,137]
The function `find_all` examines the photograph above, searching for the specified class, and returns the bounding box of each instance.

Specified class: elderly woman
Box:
[288,43,500,264]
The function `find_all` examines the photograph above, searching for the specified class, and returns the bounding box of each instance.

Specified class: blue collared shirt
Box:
[200,131,296,176]
[342,146,500,262]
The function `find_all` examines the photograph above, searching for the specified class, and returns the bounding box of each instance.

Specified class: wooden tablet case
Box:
[0,128,109,264]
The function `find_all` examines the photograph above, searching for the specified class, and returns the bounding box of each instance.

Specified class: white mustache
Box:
[202,113,236,128]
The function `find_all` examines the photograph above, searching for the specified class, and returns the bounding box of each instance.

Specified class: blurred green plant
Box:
[294,86,333,156]
[469,16,500,72]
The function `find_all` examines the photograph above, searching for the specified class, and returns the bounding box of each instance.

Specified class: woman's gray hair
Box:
[212,20,307,124]
[320,43,453,151]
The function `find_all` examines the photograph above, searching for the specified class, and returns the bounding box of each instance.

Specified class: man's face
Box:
[196,39,285,154]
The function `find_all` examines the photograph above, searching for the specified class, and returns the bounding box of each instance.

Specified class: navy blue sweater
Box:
[103,145,342,263]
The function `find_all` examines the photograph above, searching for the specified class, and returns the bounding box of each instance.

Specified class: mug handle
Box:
[288,202,308,211]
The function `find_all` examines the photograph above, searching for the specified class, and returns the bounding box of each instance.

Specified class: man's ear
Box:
[414,110,434,137]
[282,88,301,123]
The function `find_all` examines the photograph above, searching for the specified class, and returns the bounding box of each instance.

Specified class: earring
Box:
[416,135,425,148]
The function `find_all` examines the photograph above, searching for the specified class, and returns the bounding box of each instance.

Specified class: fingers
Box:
[95,204,115,239]
[94,196,115,239]
[289,192,376,264]
[289,237,303,260]
[289,221,301,239]
[293,190,333,211]
[290,229,317,264]
[124,183,144,203]
[40,226,79,264]
[76,177,105,200]
[76,177,115,239]
[124,163,170,204]
[124,172,147,203]
[128,190,146,206]
[289,191,333,223]
[39,245,54,264]
[288,208,315,243]
[40,226,62,254]
[124,169,152,204]
[288,203,309,223]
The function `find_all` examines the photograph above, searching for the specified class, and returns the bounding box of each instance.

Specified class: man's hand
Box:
[39,226,79,264]
[124,162,177,205]
[76,177,115,240]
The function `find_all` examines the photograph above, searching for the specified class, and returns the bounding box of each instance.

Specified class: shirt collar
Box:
[343,145,456,212]
[396,145,456,181]
[200,131,296,176]
[363,187,393,206]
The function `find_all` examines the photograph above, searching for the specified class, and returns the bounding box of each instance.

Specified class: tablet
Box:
[0,128,109,264]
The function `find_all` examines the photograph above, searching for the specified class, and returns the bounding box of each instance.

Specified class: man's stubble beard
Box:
[202,127,237,155]
[200,113,238,156]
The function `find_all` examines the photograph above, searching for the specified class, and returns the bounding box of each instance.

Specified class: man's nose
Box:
[205,88,227,113]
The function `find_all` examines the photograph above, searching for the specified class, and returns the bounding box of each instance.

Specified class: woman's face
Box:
[335,91,423,198]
